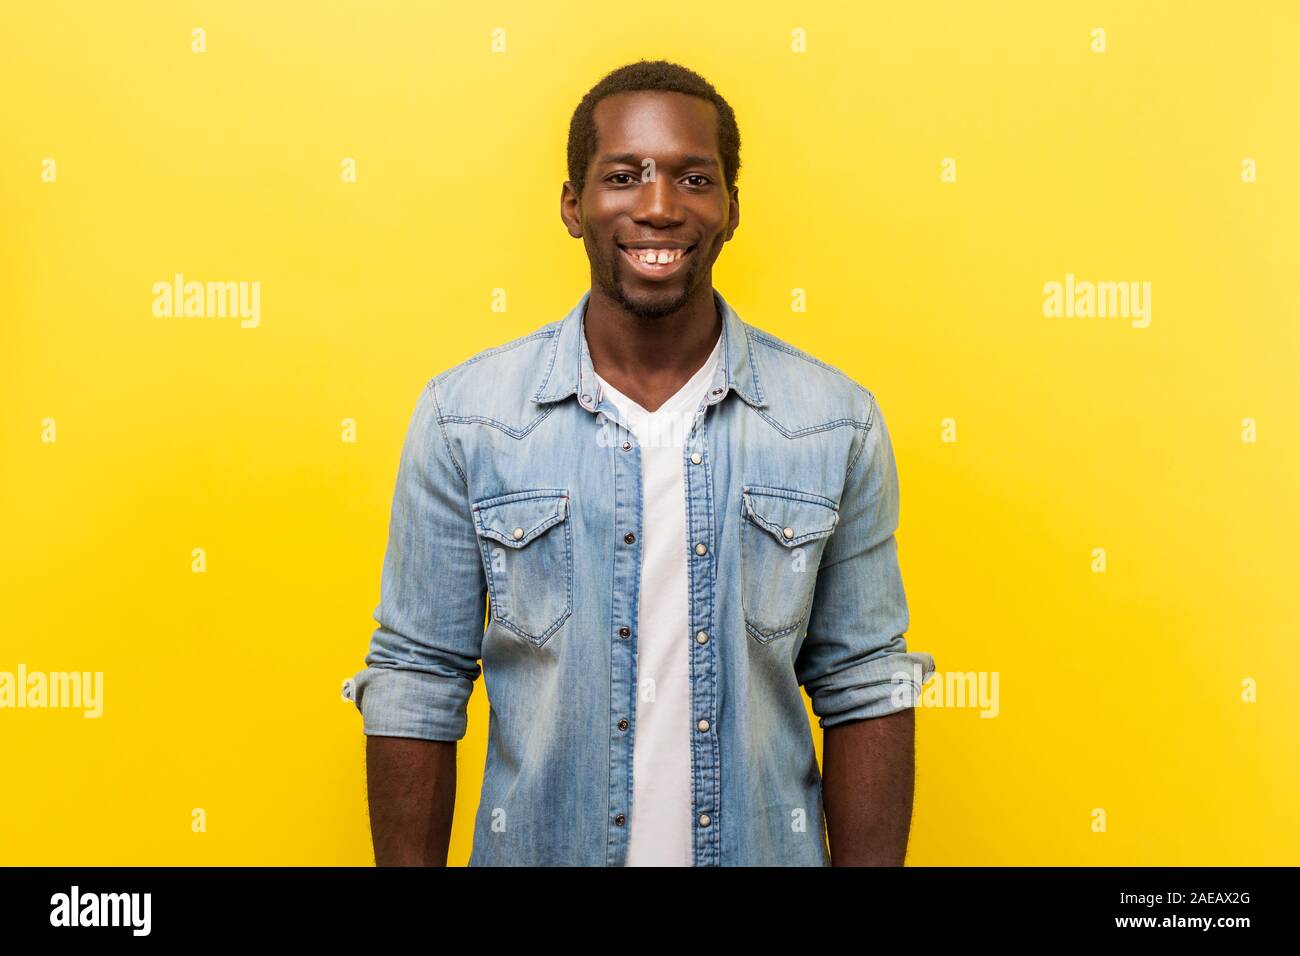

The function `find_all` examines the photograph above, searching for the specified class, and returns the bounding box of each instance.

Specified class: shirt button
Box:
[698,814,711,827]
[695,630,708,644]
[625,532,636,544]
[619,626,630,638]
[694,542,707,555]
[580,393,592,406]
[782,527,794,539]
[622,440,631,451]
[690,452,702,464]
[513,527,525,540]
[697,719,709,732]
[618,718,629,731]
[615,814,626,826]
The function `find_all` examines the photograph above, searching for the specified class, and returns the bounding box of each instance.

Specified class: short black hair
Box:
[566,59,741,198]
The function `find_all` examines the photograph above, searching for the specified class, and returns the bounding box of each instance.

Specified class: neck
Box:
[584,284,721,413]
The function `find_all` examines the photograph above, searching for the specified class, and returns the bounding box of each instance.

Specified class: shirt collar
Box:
[531,287,768,411]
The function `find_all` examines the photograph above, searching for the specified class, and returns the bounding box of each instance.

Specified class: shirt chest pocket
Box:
[740,486,840,644]
[472,489,573,647]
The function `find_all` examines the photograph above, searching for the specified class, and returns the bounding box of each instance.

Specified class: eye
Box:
[607,172,639,185]
[683,174,712,187]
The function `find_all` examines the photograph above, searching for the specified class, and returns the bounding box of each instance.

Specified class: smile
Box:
[618,243,695,279]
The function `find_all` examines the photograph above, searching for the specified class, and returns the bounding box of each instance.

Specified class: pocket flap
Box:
[742,486,839,547]
[473,490,570,548]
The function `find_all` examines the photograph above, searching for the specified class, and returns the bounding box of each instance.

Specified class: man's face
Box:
[562,90,739,320]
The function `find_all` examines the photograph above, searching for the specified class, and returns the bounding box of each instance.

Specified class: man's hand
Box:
[366,736,457,866]
[821,707,915,866]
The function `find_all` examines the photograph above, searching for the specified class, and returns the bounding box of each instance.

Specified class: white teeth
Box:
[630,248,684,264]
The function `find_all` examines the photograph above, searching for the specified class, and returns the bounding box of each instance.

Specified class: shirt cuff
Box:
[348,666,473,742]
[811,651,936,728]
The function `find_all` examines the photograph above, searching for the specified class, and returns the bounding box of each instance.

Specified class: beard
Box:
[587,235,702,321]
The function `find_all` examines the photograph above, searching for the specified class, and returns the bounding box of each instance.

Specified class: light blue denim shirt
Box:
[348,287,936,866]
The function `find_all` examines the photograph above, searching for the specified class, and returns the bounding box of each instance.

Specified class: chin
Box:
[619,288,687,321]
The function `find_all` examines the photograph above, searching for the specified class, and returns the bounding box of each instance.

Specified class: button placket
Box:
[593,382,641,865]
[684,400,721,866]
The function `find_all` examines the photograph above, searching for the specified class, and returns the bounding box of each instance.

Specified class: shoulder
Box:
[424,320,558,405]
[743,320,879,433]
[414,320,561,434]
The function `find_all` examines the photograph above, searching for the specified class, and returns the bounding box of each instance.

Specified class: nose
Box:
[631,170,682,226]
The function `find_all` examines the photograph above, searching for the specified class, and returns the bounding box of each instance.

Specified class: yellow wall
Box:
[2,1,1296,864]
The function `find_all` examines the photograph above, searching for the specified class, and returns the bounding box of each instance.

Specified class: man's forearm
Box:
[821,706,915,865]
[366,736,457,866]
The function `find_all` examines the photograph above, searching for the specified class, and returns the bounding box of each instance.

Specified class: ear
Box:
[724,185,740,242]
[560,181,584,239]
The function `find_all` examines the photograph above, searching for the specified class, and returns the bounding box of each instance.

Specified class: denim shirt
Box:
[347,287,936,866]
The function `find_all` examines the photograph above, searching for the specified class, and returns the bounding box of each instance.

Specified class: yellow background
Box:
[2,1,1296,865]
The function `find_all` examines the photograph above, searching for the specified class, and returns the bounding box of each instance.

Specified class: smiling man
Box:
[350,59,935,867]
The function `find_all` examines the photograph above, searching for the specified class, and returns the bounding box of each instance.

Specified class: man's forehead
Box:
[594,90,718,131]
[592,92,720,162]
[595,151,720,169]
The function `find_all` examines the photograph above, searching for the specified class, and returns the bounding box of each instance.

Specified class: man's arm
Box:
[348,379,487,866]
[821,708,914,865]
[366,737,457,866]
[796,389,934,866]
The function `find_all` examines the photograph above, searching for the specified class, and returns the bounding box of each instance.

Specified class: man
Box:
[348,59,936,866]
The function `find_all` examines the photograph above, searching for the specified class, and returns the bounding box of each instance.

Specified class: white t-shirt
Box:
[593,329,723,867]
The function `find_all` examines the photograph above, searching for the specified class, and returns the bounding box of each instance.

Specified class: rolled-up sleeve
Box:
[796,389,935,728]
[347,378,487,742]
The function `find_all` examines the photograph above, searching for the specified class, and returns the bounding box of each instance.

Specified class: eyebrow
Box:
[597,152,720,169]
